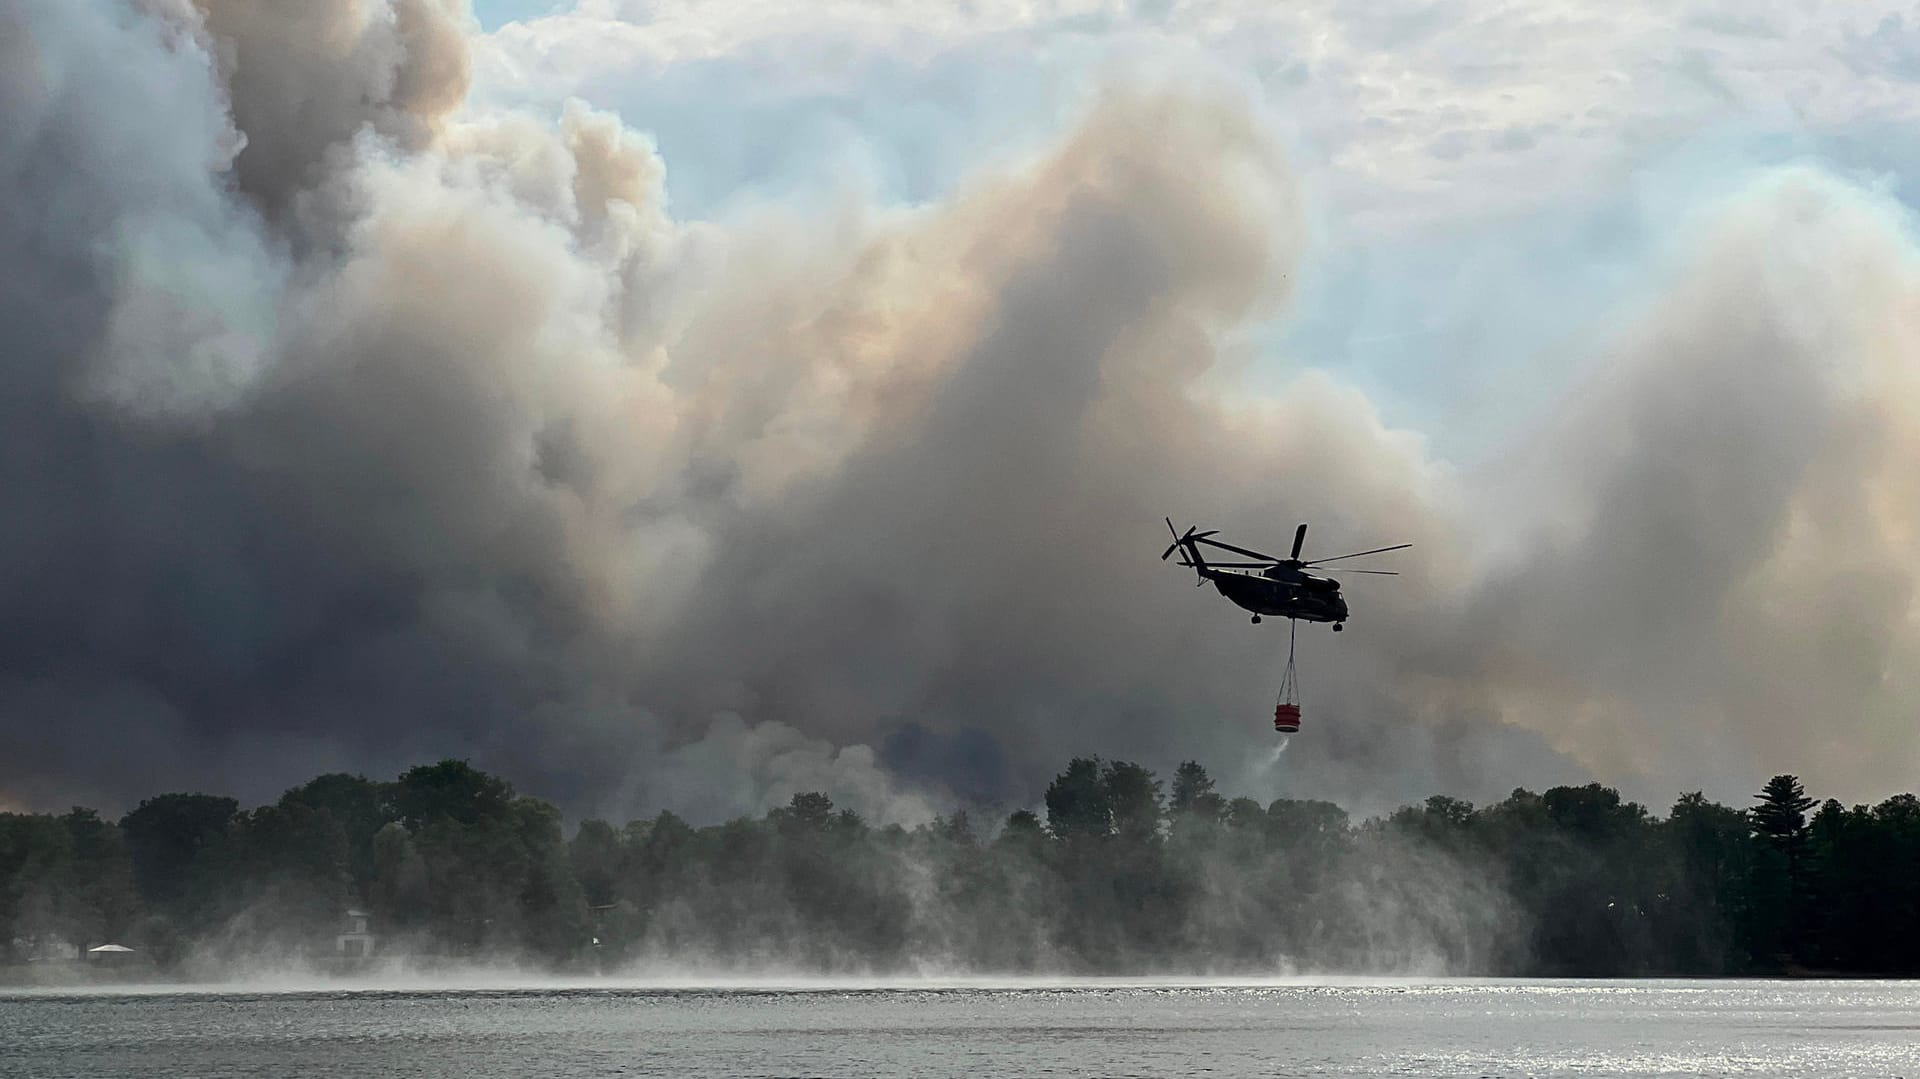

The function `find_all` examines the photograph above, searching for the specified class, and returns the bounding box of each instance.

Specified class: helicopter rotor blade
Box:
[1304,543,1412,565]
[1161,517,1182,561]
[1290,523,1307,560]
[1178,560,1271,568]
[1329,568,1398,575]
[1192,536,1285,562]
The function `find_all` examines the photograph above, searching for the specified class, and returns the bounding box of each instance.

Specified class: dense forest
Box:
[4,759,1918,978]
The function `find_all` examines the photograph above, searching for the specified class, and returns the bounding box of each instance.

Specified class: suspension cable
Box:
[1276,618,1299,706]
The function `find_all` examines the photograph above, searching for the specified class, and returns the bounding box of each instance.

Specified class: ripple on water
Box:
[3,979,1919,1078]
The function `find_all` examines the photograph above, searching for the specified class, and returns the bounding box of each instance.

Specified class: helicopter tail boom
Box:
[1163,518,1212,584]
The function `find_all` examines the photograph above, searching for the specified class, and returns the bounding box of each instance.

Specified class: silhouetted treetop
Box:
[392,760,514,829]
[1754,775,1816,845]
[8,759,1920,978]
[1171,761,1224,821]
[1044,757,1108,840]
[118,793,239,914]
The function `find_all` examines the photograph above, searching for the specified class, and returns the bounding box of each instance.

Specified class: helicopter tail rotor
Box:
[1163,518,1213,583]
[1161,518,1184,561]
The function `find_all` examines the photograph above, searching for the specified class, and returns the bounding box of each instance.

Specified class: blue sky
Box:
[471,0,554,29]
[463,1,1920,462]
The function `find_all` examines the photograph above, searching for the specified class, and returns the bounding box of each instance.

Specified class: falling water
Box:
[1262,736,1291,769]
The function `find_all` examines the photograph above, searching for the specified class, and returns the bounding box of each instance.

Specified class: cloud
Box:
[5,0,1920,828]
[476,0,1920,232]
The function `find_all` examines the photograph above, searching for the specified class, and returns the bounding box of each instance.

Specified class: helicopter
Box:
[1161,518,1408,630]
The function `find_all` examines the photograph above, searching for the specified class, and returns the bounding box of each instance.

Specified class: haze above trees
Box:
[4,761,1915,976]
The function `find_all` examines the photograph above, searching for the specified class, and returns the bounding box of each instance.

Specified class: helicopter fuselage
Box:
[1162,518,1402,629]
[1202,567,1349,624]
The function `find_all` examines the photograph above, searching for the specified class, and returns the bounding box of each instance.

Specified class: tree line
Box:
[3,759,1916,976]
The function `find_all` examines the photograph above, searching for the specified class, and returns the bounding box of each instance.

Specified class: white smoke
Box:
[3,0,1920,823]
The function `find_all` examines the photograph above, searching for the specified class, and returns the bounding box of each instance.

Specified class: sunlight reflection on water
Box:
[2,979,1917,1078]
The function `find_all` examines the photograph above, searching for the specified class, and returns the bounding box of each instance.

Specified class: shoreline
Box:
[5,967,1916,996]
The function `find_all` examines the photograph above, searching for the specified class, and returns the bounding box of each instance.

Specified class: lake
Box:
[3,977,1917,1077]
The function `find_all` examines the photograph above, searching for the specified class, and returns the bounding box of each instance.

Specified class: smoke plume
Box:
[4,0,1920,822]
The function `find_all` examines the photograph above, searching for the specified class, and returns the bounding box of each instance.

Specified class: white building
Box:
[335,909,375,958]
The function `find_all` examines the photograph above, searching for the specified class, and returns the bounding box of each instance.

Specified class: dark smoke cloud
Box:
[4,0,1919,822]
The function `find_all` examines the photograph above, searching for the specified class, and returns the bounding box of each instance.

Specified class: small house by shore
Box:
[336,909,375,959]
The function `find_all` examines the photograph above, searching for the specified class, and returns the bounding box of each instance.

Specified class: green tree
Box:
[1535,784,1654,974]
[59,808,140,948]
[1865,795,1920,972]
[391,760,513,830]
[1753,775,1816,846]
[511,797,589,961]
[781,792,836,833]
[13,755,1920,978]
[370,821,429,933]
[1045,758,1109,840]
[569,820,623,908]
[1102,761,1164,845]
[1749,774,1817,966]
[217,801,353,955]
[931,811,977,846]
[279,773,390,892]
[1170,761,1224,821]
[1,813,72,959]
[1265,798,1350,888]
[1223,797,1266,830]
[1654,791,1751,973]
[996,809,1046,851]
[119,793,239,923]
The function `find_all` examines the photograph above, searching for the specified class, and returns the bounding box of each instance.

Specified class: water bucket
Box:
[1274,703,1301,733]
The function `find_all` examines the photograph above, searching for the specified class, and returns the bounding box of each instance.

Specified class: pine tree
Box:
[1044,758,1110,840]
[1753,775,1815,846]
[1749,774,1818,967]
[1170,761,1225,821]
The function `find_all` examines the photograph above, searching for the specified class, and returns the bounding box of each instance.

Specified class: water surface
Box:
[3,978,1916,1077]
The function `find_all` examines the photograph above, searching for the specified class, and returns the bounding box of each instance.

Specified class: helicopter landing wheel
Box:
[1333,622,1344,632]
[1251,615,1262,625]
